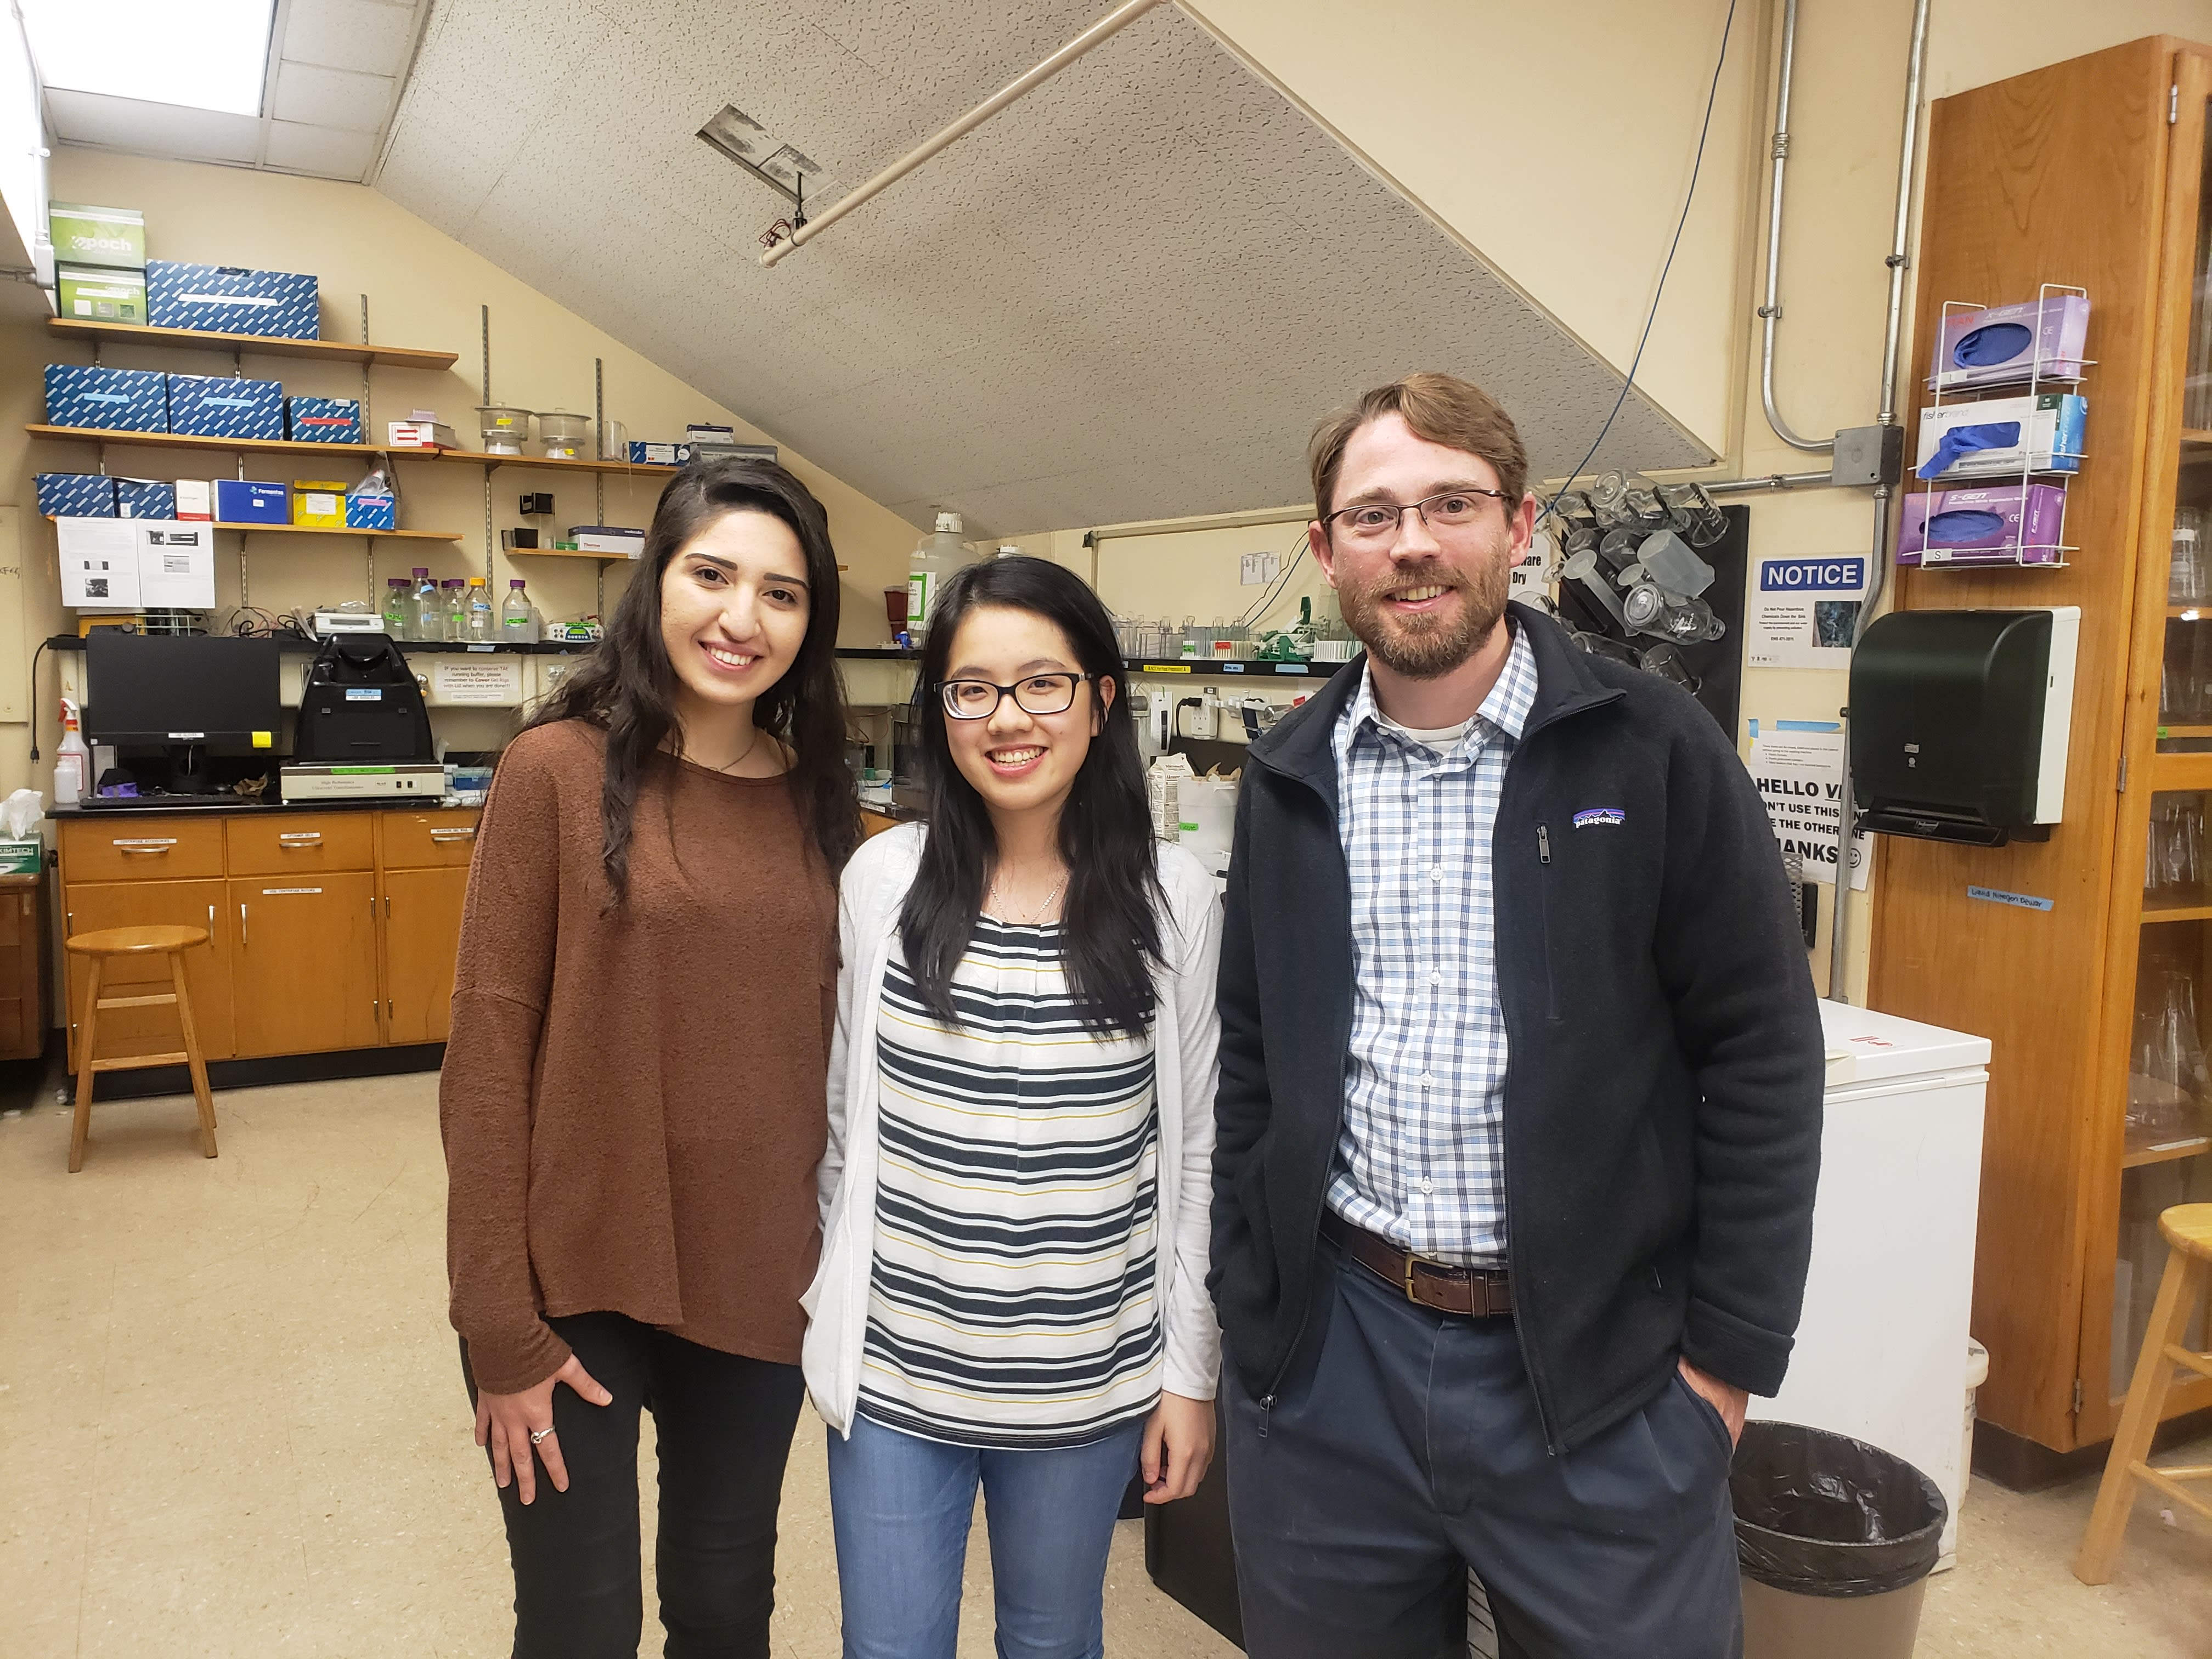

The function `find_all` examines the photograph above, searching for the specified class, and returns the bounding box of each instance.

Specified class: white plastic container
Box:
[906,511,978,642]
[53,698,87,806]
[538,411,590,460]
[476,405,532,455]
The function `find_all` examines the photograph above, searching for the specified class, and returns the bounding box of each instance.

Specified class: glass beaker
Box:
[2130,956,2209,1139]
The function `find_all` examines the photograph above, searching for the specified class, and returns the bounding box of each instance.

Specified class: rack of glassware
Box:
[1538,471,1731,692]
[1900,282,2090,572]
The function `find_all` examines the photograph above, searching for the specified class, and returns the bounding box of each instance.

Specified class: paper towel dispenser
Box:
[1847,606,2079,846]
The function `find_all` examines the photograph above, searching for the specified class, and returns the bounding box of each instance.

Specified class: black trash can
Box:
[1731,1421,1948,1659]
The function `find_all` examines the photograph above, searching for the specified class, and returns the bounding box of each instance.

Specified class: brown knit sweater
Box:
[440,719,836,1393]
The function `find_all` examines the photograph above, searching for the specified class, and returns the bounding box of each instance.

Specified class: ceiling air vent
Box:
[697,104,838,213]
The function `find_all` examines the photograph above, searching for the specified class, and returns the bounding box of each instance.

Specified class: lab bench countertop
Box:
[50,795,481,820]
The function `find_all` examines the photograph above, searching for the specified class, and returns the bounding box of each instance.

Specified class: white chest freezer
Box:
[1749,1001,1991,1567]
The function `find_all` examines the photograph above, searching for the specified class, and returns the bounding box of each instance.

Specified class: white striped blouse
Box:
[858,917,1163,1448]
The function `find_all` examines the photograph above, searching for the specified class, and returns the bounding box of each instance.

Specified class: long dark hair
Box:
[528,458,858,898]
[900,556,1161,1036]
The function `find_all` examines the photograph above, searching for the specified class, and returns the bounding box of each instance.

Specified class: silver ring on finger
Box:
[529,1426,554,1445]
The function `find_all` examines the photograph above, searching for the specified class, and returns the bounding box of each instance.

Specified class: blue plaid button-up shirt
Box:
[1324,622,1540,1265]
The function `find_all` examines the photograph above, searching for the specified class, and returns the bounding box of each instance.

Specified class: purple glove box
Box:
[1897,483,2068,566]
[1928,295,2090,390]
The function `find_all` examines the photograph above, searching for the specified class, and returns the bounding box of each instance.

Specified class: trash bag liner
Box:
[1731,1421,1947,1599]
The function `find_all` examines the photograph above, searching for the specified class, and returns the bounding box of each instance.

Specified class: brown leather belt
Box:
[1322,1211,1514,1317]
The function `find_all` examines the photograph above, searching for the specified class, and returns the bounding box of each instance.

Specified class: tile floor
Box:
[1,1073,2205,1657]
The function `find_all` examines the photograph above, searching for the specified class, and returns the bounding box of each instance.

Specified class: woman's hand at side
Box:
[473,1354,614,1505]
[1141,1390,1216,1504]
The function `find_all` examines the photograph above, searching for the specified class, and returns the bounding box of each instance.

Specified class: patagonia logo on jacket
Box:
[1572,806,1626,828]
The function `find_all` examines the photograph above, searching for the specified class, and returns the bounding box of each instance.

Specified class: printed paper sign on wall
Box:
[1748,555,1867,669]
[1748,721,1870,890]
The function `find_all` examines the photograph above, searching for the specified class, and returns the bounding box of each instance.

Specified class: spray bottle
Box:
[54,698,89,806]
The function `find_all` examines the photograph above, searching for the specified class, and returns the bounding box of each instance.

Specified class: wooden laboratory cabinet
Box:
[0,873,48,1062]
[1867,36,2212,1462]
[59,805,479,1071]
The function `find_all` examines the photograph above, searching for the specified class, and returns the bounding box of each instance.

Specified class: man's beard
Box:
[1336,548,1511,680]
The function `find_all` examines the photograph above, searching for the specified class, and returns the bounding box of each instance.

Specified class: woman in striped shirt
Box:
[803,556,1222,1658]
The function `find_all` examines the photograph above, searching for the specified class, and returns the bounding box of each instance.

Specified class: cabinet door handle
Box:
[115,838,177,854]
[278,832,324,846]
[429,827,476,843]
[239,902,247,947]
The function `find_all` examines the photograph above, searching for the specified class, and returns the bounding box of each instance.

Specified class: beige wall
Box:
[1035,1,2212,1000]
[4,149,920,798]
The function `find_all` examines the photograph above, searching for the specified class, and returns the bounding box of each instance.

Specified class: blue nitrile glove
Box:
[1917,421,2022,479]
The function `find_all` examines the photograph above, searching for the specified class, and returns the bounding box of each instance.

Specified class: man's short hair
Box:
[1307,372,1530,518]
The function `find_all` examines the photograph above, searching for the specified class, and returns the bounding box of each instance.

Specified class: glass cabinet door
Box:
[2166,108,2212,752]
[2120,852,2212,1398]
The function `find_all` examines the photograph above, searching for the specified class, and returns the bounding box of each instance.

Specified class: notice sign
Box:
[1748,721,1870,890]
[429,656,523,705]
[1748,555,1867,669]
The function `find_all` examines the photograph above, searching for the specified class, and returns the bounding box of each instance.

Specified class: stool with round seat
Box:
[2075,1203,2212,1583]
[65,924,217,1173]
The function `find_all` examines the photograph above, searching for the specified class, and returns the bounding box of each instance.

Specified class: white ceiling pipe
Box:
[760,0,1170,268]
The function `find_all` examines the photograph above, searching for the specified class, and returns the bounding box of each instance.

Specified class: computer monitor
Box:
[84,634,283,789]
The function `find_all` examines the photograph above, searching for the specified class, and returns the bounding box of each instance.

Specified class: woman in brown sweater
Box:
[441,457,857,1658]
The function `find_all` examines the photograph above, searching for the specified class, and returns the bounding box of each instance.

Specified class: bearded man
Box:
[1208,373,1824,1658]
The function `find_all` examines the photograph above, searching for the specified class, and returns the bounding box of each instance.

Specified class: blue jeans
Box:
[827,1410,1147,1659]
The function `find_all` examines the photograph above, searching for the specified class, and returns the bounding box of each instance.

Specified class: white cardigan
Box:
[801,822,1224,1435]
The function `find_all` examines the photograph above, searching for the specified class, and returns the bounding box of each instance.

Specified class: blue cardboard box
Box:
[35,473,117,517]
[115,478,178,520]
[211,478,290,524]
[44,364,168,433]
[286,396,362,445]
[168,374,286,441]
[145,261,320,340]
[346,493,396,531]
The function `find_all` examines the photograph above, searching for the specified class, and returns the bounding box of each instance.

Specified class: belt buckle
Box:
[1402,1250,1420,1302]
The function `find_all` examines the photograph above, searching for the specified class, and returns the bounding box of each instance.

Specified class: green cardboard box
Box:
[48,202,144,271]
[56,264,147,325]
[0,839,41,874]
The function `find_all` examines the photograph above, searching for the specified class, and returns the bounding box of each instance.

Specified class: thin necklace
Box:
[991,871,1066,926]
[699,726,763,775]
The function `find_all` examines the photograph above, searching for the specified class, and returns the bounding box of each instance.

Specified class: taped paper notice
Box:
[1748,555,1867,669]
[430,657,523,705]
[1748,722,1870,890]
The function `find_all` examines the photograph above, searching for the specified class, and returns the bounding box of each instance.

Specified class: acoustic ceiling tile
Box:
[377,0,1705,536]
[263,120,382,180]
[281,0,419,77]
[272,63,398,133]
[46,89,261,164]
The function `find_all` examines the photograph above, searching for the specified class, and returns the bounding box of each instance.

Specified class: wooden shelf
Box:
[2170,605,2212,617]
[2141,898,2212,924]
[2159,724,2212,738]
[29,424,376,460]
[48,317,458,371]
[43,514,461,541]
[2122,1130,2210,1167]
[508,546,639,562]
[2184,429,2212,448]
[212,522,461,541]
[409,448,679,478]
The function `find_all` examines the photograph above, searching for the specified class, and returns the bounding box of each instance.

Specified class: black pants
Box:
[461,1312,806,1659]
[1223,1240,1741,1659]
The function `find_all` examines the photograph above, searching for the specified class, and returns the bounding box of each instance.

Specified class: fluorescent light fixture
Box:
[21,0,275,117]
[697,104,838,209]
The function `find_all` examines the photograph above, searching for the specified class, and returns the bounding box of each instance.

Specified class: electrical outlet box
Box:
[519,493,555,516]
[1831,424,1906,488]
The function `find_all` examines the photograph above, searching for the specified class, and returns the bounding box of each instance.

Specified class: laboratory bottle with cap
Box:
[906,511,978,644]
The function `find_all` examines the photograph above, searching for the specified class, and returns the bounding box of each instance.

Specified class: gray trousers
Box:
[1224,1239,1742,1659]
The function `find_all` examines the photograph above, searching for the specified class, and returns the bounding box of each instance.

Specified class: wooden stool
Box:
[65,924,217,1173]
[2075,1204,2212,1583]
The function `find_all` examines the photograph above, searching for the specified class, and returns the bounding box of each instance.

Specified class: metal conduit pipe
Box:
[1758,0,1833,453]
[1827,0,1933,1003]
[1703,470,1834,494]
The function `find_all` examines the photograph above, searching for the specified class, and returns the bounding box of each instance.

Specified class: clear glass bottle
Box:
[465,577,496,641]
[443,579,467,641]
[410,568,441,639]
[500,578,539,642]
[382,578,409,637]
